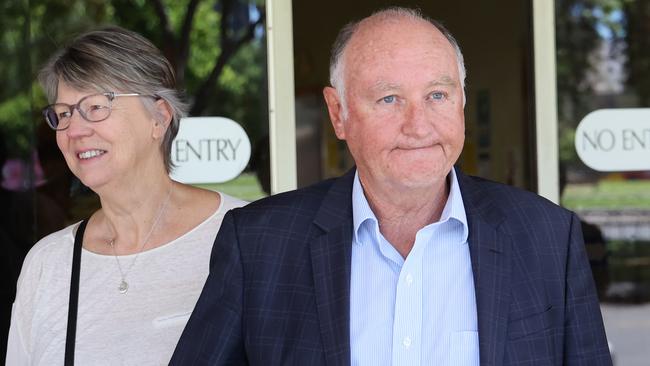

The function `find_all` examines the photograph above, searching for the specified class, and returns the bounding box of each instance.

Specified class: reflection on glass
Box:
[557,1,650,364]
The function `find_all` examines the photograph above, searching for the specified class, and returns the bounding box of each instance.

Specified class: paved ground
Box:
[601,303,650,366]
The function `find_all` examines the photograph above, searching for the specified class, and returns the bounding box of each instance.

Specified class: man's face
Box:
[324,18,465,194]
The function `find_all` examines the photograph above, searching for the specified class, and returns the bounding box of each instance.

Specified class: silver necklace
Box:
[108,184,173,294]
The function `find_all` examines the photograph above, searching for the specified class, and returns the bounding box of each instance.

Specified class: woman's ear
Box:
[152,98,173,139]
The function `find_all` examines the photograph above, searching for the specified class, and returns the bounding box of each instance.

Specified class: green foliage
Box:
[558,125,577,163]
[0,0,115,155]
[562,180,650,210]
[197,172,266,201]
[211,40,267,143]
[623,1,650,105]
[187,2,222,80]
[607,240,650,294]
[0,0,267,159]
[0,94,32,156]
[555,0,626,168]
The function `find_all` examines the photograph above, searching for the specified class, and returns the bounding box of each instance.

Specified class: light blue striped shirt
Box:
[350,169,479,366]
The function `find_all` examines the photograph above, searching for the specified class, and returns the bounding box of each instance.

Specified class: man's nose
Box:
[401,102,431,137]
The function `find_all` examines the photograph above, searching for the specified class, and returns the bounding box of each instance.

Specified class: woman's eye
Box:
[380,95,396,104]
[89,104,106,111]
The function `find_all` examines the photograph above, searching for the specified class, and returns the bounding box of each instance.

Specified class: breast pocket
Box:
[507,305,556,340]
[449,331,479,366]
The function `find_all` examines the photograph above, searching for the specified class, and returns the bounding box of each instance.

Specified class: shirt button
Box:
[406,273,414,286]
[403,336,412,348]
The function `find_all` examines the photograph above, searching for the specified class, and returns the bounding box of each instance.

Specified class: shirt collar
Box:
[352,168,469,245]
[351,171,377,245]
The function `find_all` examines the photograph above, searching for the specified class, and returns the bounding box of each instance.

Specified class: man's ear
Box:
[323,86,346,140]
[152,98,173,139]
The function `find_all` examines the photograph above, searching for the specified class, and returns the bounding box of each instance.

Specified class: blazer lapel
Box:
[457,168,512,366]
[310,169,355,366]
[308,167,513,366]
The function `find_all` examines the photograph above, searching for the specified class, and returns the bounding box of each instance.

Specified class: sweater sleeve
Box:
[6,301,30,366]
[5,243,43,366]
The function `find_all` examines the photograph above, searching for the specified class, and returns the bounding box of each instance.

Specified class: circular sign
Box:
[170,117,251,183]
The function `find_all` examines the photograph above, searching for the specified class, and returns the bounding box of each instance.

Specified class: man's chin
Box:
[388,171,449,192]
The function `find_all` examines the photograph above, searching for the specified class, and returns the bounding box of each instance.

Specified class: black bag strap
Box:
[65,219,88,366]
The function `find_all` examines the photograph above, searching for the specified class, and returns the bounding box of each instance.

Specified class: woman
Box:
[6,27,246,365]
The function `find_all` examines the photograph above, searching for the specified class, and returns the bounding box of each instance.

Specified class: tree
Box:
[623,0,650,106]
[0,0,268,157]
[555,0,623,167]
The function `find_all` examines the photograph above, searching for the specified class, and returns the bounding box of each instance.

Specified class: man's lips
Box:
[395,144,436,150]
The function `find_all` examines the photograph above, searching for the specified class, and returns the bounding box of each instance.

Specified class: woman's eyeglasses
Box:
[42,92,153,131]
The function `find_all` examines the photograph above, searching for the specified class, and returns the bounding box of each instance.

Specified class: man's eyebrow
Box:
[425,76,457,88]
[371,81,402,92]
[370,77,458,92]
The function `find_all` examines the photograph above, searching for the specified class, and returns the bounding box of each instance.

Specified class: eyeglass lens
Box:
[44,94,112,130]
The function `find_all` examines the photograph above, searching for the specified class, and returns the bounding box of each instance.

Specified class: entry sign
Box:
[170,117,251,183]
[575,108,650,172]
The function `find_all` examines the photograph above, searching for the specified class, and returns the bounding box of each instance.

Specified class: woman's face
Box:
[54,81,165,191]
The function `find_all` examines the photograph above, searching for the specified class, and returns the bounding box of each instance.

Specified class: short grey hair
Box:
[38,26,187,173]
[329,7,467,116]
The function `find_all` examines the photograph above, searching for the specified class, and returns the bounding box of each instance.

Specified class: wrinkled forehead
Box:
[59,75,128,97]
[53,79,106,103]
[47,54,142,103]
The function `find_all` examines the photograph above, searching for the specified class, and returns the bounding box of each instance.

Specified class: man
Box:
[172,7,611,366]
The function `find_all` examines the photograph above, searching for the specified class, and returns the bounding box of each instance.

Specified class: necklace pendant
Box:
[118,280,129,294]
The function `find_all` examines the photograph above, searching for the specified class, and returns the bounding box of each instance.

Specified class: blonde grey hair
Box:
[38,26,187,173]
[329,7,467,117]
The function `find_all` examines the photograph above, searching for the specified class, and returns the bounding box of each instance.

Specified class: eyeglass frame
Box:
[42,92,156,131]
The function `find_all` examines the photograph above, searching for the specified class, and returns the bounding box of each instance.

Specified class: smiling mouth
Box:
[77,150,107,160]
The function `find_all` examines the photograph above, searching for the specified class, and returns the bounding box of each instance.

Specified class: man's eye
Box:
[380,95,396,104]
[430,92,446,100]
[58,111,72,119]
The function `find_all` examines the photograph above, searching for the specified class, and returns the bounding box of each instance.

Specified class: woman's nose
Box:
[64,110,93,138]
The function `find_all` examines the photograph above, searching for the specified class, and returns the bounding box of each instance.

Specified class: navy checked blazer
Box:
[171,168,612,366]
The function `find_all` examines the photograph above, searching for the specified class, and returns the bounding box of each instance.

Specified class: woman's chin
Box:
[75,174,110,193]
